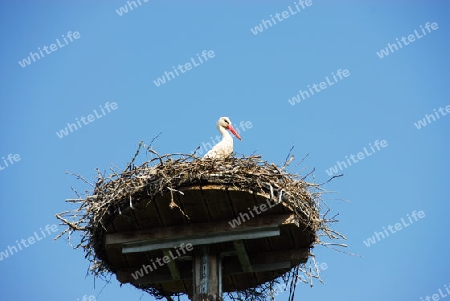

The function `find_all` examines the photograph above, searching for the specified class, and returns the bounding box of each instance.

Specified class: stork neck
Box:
[219,126,232,141]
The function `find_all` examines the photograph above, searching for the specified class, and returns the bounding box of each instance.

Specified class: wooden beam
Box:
[122,227,280,254]
[192,246,221,301]
[116,268,187,285]
[252,248,309,264]
[162,249,181,281]
[106,213,295,245]
[116,248,308,285]
[175,255,193,262]
[219,251,237,258]
[251,261,291,272]
[117,259,292,286]
[233,241,252,273]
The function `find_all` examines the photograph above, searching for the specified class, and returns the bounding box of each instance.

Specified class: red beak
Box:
[227,125,242,140]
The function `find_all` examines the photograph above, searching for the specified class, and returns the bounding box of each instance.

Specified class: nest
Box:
[55,142,346,301]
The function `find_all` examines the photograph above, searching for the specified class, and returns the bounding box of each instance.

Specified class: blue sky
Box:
[1,1,449,300]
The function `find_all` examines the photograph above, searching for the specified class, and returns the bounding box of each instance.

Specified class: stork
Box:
[203,117,242,159]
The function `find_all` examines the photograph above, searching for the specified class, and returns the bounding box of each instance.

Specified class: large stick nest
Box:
[55,142,346,301]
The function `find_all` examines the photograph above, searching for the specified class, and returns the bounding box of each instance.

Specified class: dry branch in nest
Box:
[55,142,346,301]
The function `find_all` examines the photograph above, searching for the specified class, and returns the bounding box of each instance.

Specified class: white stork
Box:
[203,117,242,159]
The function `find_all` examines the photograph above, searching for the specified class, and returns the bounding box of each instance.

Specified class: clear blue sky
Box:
[1,1,449,300]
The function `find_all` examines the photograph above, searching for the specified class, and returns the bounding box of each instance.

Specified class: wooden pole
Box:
[192,246,222,301]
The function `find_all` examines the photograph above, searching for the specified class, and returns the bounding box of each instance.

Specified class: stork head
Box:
[217,117,242,140]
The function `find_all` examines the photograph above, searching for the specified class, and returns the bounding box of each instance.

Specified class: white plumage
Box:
[204,117,242,159]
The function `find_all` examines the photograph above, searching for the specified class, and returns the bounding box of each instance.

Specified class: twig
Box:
[125,141,143,172]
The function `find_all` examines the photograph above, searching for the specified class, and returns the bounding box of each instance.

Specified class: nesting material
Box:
[55,142,345,301]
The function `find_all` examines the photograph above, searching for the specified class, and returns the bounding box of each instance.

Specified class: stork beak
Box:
[227,125,242,140]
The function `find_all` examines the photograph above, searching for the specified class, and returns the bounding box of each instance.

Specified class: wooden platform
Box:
[102,184,315,296]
